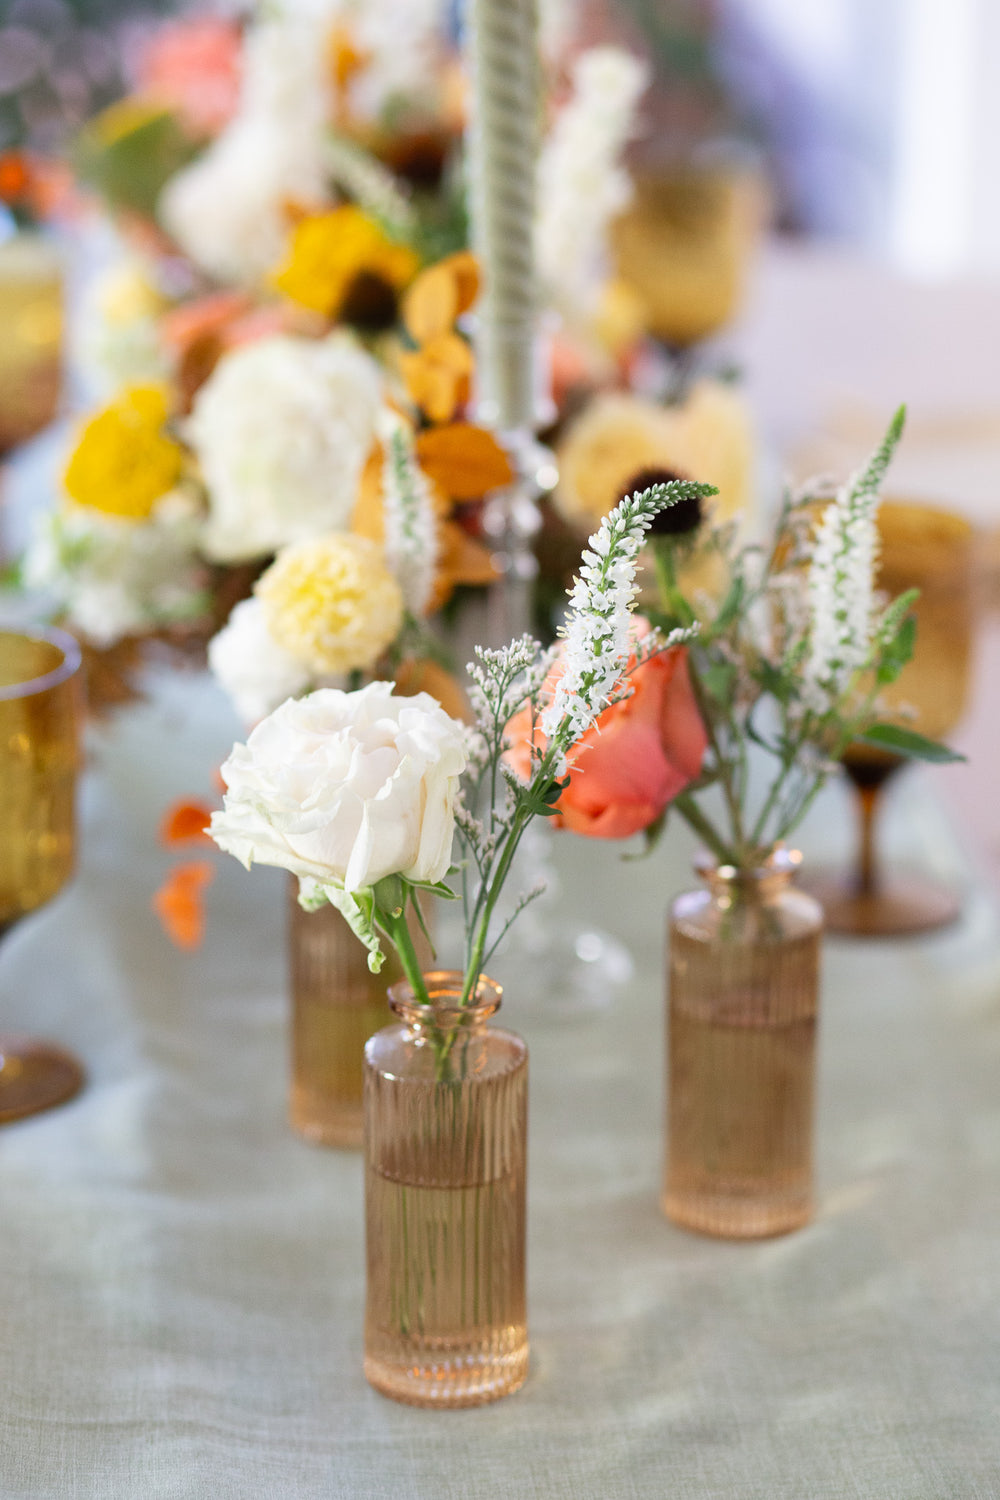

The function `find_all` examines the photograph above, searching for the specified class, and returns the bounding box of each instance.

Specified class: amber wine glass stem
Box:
[844,755,904,898]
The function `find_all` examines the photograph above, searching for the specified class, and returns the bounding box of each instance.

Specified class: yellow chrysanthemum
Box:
[63,385,185,522]
[257,534,404,675]
[272,207,418,319]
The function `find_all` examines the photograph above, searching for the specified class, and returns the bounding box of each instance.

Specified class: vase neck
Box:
[695,847,802,904]
[388,971,502,1034]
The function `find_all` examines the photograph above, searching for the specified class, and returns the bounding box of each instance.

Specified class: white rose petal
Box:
[186,334,383,564]
[211,682,468,892]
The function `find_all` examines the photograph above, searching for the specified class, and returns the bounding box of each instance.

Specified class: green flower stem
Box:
[384,909,431,1007]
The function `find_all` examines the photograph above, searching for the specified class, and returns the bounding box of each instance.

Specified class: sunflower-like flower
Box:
[256,533,403,675]
[272,205,418,324]
[63,385,185,521]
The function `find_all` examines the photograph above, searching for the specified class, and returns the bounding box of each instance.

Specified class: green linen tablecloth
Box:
[1,667,999,1499]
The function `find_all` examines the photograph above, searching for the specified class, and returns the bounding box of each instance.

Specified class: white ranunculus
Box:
[23,494,205,648]
[207,598,314,726]
[211,682,468,893]
[185,334,382,564]
[158,18,332,285]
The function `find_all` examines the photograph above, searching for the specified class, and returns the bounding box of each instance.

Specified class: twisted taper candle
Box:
[466,0,540,432]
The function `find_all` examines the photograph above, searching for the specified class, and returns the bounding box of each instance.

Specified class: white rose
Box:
[211,682,468,893]
[157,18,331,286]
[207,598,314,726]
[185,334,382,563]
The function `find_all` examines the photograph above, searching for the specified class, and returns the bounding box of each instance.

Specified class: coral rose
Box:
[506,635,707,839]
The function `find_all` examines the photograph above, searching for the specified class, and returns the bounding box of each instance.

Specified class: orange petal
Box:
[442,251,480,316]
[160,799,215,847]
[399,349,464,425]
[153,861,215,950]
[415,423,514,500]
[393,657,471,722]
[402,261,460,344]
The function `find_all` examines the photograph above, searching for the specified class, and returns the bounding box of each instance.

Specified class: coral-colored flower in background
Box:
[505,631,707,840]
[137,17,243,138]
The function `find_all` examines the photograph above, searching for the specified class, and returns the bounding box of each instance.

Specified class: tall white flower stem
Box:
[465,0,540,433]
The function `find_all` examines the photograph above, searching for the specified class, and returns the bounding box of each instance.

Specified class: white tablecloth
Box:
[2,667,1000,1498]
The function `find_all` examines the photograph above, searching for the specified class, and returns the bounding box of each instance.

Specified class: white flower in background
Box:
[23,493,205,648]
[377,409,438,617]
[343,0,449,122]
[185,334,382,563]
[210,681,468,893]
[207,598,314,727]
[536,47,649,326]
[802,408,906,712]
[158,17,332,284]
[75,257,172,398]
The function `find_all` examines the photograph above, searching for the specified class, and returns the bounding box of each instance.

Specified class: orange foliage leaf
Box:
[154,861,215,950]
[415,423,513,500]
[401,252,480,344]
[160,799,215,847]
[393,657,471,722]
[399,333,473,424]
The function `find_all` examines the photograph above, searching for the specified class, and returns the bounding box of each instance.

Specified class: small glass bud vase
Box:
[363,972,528,1408]
[664,849,822,1239]
[288,882,394,1149]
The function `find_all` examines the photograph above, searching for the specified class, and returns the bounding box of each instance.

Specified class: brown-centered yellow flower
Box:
[272,206,418,321]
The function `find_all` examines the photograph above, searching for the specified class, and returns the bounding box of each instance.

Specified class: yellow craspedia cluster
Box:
[63,385,185,522]
[257,534,404,675]
[272,206,418,319]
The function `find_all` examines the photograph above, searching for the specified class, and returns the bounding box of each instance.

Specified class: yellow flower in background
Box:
[257,533,404,675]
[63,386,185,522]
[272,207,418,320]
[554,381,754,531]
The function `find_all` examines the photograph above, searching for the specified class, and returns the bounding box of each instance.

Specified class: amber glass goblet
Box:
[610,165,758,348]
[810,501,975,937]
[0,234,63,454]
[0,626,84,1121]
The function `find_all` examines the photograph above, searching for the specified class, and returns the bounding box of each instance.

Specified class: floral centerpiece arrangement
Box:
[606,407,962,1242]
[209,474,713,1406]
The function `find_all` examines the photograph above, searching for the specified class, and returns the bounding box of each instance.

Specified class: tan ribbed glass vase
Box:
[287,884,393,1149]
[363,972,528,1408]
[664,850,822,1239]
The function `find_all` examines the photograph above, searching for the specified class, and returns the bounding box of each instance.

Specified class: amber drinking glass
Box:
[0,234,63,453]
[364,972,528,1407]
[0,626,84,1122]
[664,851,822,1239]
[809,501,974,936]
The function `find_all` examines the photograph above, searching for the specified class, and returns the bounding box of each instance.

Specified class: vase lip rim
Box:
[387,970,502,1022]
[695,845,802,882]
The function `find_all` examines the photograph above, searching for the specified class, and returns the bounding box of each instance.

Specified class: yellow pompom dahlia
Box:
[256,534,404,675]
[63,385,184,522]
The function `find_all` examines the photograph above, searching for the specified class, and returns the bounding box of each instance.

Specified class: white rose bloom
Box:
[211,682,467,893]
[185,334,382,564]
[158,18,331,285]
[23,495,205,648]
[207,598,314,727]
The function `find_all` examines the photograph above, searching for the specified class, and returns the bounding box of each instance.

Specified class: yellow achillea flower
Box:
[63,386,185,522]
[272,206,418,319]
[257,533,404,675]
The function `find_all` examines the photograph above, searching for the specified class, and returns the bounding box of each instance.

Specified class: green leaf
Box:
[875,613,916,686]
[324,885,386,972]
[858,723,965,763]
[373,874,405,921]
[712,576,745,633]
[700,660,737,704]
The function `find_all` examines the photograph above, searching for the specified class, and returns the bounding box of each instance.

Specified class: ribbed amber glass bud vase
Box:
[664,849,822,1239]
[287,882,393,1149]
[363,972,528,1408]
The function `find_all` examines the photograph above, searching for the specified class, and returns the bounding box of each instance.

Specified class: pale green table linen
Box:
[1,668,999,1499]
